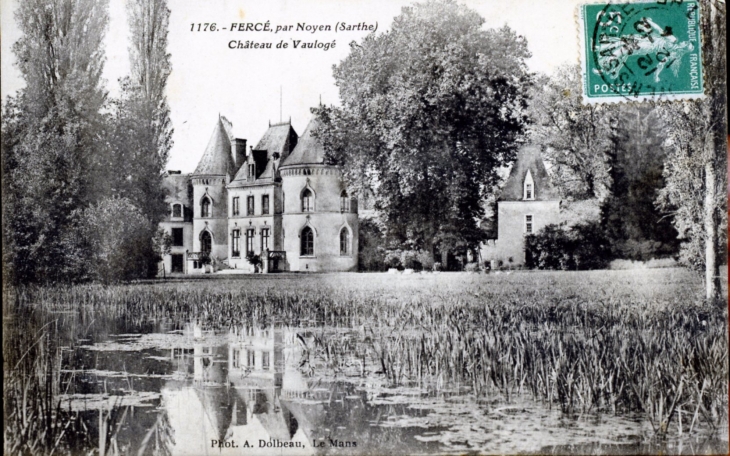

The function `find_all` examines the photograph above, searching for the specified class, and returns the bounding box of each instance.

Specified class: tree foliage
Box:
[316,0,531,261]
[2,0,110,284]
[77,197,157,283]
[524,222,611,271]
[656,0,726,301]
[2,0,174,284]
[528,65,614,201]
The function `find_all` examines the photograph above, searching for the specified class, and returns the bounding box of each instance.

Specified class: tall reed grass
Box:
[4,269,728,454]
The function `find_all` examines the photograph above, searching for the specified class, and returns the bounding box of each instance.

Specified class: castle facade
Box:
[160,114,358,274]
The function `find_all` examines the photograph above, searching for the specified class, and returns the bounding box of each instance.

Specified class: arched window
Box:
[301,189,313,212]
[301,227,314,256]
[201,197,211,217]
[339,228,350,255]
[201,231,212,253]
[172,203,182,218]
[340,190,350,212]
[523,170,535,200]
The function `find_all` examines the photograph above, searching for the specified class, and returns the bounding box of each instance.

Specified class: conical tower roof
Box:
[193,117,237,177]
[499,145,559,201]
[280,117,326,167]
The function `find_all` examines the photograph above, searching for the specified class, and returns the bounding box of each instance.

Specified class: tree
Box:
[528,65,614,201]
[2,0,109,283]
[657,0,726,302]
[78,197,156,283]
[316,0,531,264]
[107,0,173,223]
[601,104,680,260]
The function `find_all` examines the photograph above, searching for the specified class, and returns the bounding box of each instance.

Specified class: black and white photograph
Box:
[1,0,728,454]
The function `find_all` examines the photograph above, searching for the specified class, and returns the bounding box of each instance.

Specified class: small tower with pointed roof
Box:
[190,116,246,266]
[480,145,561,267]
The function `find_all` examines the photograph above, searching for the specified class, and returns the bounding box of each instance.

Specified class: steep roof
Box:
[280,117,326,167]
[193,117,237,177]
[499,146,559,201]
[230,122,298,187]
[253,122,298,158]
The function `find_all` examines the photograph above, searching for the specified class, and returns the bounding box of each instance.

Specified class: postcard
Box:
[2,0,727,455]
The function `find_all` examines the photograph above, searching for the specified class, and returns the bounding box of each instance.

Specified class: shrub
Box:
[77,197,155,283]
[525,221,611,270]
[433,262,443,271]
[358,219,387,271]
[464,262,480,272]
[384,250,402,269]
[417,250,435,270]
[400,250,419,270]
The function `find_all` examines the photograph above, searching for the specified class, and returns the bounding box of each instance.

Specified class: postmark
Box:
[579,0,705,104]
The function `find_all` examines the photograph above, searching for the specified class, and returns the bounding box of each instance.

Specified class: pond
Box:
[4,271,728,455]
[52,320,725,455]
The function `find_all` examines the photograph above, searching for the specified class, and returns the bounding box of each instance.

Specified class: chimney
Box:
[233,138,247,169]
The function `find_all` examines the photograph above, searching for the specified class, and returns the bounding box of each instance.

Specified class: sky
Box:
[1,0,582,173]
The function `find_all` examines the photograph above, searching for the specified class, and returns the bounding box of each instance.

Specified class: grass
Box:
[3,268,728,454]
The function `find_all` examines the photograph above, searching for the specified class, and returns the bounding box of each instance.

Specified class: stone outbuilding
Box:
[480,146,561,267]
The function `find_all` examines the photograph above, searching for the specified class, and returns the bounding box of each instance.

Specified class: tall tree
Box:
[528,65,615,201]
[106,0,173,222]
[657,0,726,302]
[317,0,531,263]
[2,0,109,283]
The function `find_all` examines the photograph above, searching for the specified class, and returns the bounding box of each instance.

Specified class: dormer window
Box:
[523,170,535,200]
[172,203,182,218]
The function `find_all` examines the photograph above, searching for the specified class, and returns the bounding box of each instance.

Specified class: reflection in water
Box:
[52,321,727,455]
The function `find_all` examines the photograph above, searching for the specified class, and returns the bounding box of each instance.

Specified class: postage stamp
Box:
[579,0,705,104]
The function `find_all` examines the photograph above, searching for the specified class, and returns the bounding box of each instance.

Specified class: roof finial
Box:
[319,94,322,106]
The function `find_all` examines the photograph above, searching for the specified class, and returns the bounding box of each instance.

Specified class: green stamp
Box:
[579,1,704,103]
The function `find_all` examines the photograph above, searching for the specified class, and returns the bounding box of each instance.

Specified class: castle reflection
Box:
[161,324,322,455]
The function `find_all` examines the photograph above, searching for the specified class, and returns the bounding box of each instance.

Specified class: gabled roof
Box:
[253,122,298,158]
[499,145,559,201]
[193,117,237,177]
[229,122,298,187]
[280,117,326,167]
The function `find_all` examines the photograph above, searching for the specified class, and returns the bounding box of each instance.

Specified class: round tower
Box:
[190,116,239,266]
[279,117,358,272]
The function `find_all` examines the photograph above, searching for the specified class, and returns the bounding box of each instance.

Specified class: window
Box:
[172,228,184,247]
[301,189,313,212]
[262,195,270,215]
[301,226,314,256]
[201,197,211,217]
[172,204,182,218]
[246,229,255,255]
[232,230,240,257]
[233,349,240,369]
[248,164,255,181]
[523,170,535,200]
[232,197,240,216]
[262,351,270,369]
[171,254,184,273]
[201,231,212,253]
[247,350,255,367]
[525,215,533,234]
[340,228,350,255]
[261,228,270,251]
[340,190,350,212]
[247,195,255,215]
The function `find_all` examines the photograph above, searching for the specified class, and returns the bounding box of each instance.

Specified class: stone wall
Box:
[481,200,561,266]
